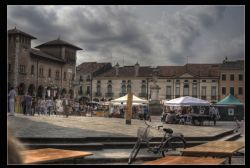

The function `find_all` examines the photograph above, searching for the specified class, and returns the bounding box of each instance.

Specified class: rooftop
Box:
[76,62,112,75]
[35,38,82,50]
[30,48,66,63]
[96,65,154,77]
[8,27,37,39]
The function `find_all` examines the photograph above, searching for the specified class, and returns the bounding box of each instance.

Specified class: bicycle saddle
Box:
[163,128,173,134]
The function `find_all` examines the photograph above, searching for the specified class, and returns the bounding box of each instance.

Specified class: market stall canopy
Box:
[111,94,148,104]
[164,96,210,106]
[216,94,243,106]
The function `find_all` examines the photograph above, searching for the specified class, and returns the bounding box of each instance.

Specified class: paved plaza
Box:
[7,114,245,165]
[8,114,240,138]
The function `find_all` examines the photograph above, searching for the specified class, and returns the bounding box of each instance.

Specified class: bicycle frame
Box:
[143,119,185,154]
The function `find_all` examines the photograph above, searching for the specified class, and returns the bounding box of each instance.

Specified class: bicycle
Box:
[128,119,186,164]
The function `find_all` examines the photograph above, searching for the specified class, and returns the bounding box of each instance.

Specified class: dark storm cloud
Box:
[7,6,69,42]
[150,6,228,65]
[7,5,244,66]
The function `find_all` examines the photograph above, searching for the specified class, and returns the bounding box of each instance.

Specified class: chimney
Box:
[115,62,119,76]
[135,62,140,77]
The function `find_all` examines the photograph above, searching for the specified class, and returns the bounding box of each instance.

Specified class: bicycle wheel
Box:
[162,136,186,157]
[128,139,142,164]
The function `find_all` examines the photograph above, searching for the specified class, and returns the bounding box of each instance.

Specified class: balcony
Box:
[139,93,147,98]
[201,96,207,100]
[106,93,114,97]
[166,95,171,99]
[211,96,217,100]
[119,93,127,97]
[95,92,102,97]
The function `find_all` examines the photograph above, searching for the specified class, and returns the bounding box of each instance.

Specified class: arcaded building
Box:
[8,27,82,98]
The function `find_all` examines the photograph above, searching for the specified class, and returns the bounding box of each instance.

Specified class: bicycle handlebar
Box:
[144,119,163,130]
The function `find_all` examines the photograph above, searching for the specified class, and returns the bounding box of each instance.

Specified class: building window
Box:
[97,85,101,93]
[167,80,171,82]
[211,86,216,100]
[202,80,206,82]
[176,80,180,83]
[239,74,243,81]
[72,73,75,81]
[230,87,234,95]
[108,80,112,84]
[79,86,83,95]
[121,84,126,94]
[55,71,60,80]
[79,75,83,81]
[86,86,90,95]
[222,87,226,95]
[31,65,34,75]
[64,72,67,80]
[238,87,243,95]
[8,64,11,72]
[142,80,146,83]
[230,74,234,81]
[166,86,171,99]
[141,85,146,94]
[212,80,216,82]
[183,84,189,96]
[127,84,132,92]
[19,65,26,74]
[97,80,101,84]
[107,84,112,93]
[201,86,206,99]
[48,68,51,77]
[39,67,43,77]
[192,84,197,97]
[193,80,197,83]
[184,80,188,83]
[221,74,226,81]
[175,84,180,98]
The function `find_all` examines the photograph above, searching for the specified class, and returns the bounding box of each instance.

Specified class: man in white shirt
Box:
[8,87,17,116]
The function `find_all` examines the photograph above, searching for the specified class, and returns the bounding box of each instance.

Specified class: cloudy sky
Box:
[7,5,245,66]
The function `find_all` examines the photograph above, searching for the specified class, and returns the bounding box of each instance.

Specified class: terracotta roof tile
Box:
[76,62,112,75]
[158,64,220,77]
[96,66,154,77]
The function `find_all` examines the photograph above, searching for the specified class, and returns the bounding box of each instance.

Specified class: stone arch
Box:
[61,88,67,97]
[28,84,35,96]
[18,83,26,95]
[37,85,44,98]
[69,89,74,99]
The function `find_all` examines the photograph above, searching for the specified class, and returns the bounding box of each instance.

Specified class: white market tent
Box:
[164,96,211,106]
[111,94,148,104]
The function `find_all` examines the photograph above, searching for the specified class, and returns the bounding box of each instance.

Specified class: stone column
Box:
[14,35,20,88]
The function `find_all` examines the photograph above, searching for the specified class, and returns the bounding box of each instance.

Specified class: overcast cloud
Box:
[7,5,245,66]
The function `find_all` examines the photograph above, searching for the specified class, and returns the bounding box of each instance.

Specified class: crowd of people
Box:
[8,87,99,117]
[161,105,220,126]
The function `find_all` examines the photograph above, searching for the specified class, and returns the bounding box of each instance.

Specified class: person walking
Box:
[8,87,17,116]
[120,102,124,118]
[62,95,70,117]
[25,93,32,116]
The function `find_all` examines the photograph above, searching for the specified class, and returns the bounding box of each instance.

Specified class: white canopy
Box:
[164,96,210,106]
[111,94,148,104]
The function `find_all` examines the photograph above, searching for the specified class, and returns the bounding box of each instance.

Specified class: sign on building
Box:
[228,108,234,116]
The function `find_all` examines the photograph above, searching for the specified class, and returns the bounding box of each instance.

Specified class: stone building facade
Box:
[75,62,112,102]
[91,63,221,103]
[8,28,82,98]
[91,62,154,102]
[219,59,244,103]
